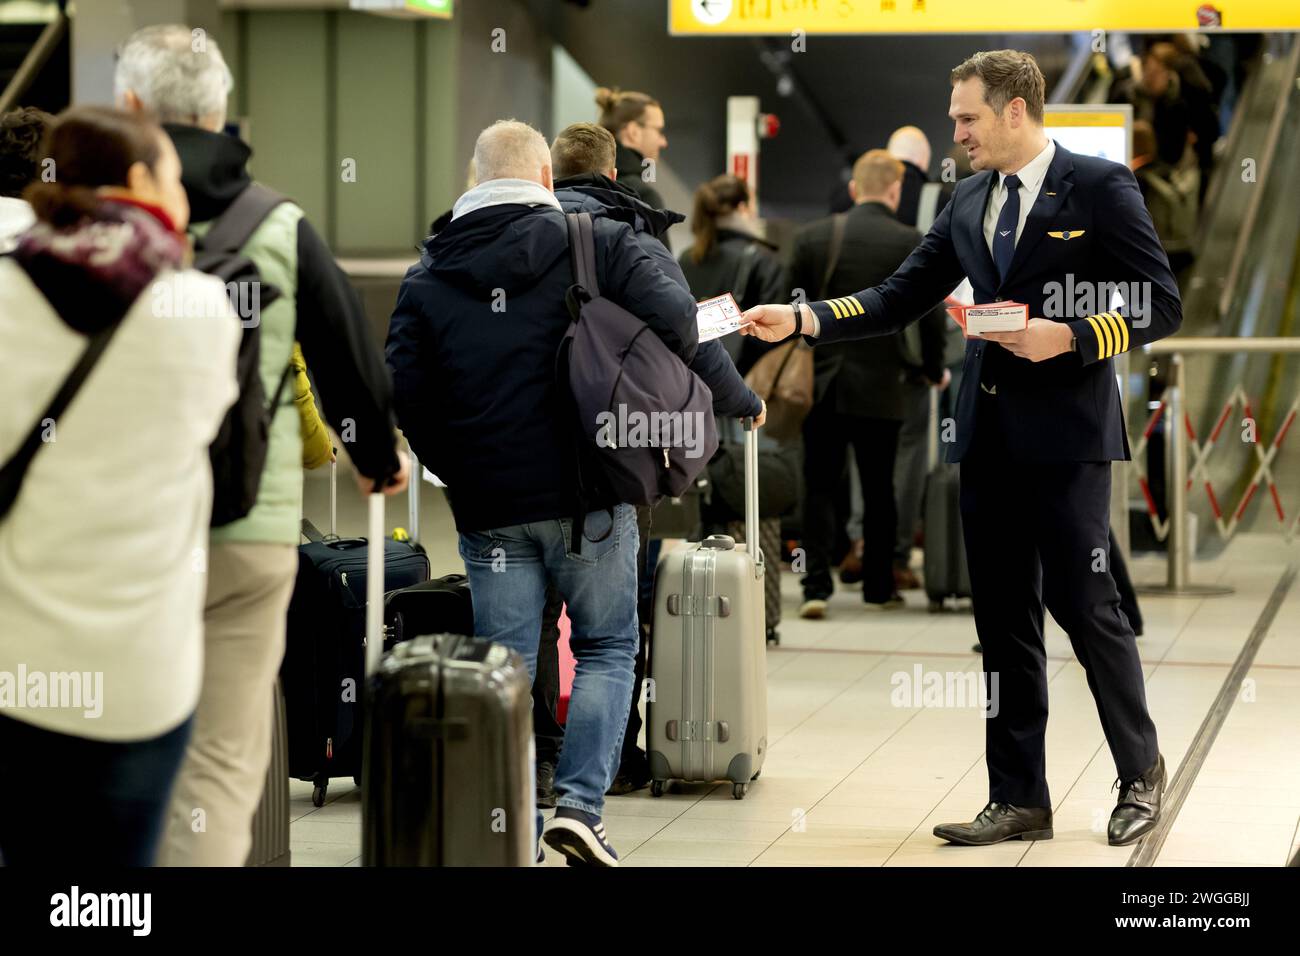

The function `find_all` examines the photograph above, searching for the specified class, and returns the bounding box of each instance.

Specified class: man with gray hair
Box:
[388,118,700,866]
[116,23,409,866]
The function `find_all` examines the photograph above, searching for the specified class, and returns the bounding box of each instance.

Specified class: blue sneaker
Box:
[542,807,619,867]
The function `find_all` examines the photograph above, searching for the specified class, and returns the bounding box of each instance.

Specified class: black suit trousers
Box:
[960,394,1158,807]
[800,400,902,604]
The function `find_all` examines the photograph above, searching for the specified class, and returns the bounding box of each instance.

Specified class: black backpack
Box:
[193,184,294,527]
[557,212,717,552]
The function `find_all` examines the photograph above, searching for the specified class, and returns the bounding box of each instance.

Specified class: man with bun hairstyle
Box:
[596,87,667,209]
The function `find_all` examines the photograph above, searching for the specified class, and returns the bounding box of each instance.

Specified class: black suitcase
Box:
[282,460,430,806]
[923,462,972,611]
[354,491,534,867]
[362,633,534,866]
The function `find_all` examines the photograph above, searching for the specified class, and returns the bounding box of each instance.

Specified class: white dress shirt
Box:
[983,138,1056,255]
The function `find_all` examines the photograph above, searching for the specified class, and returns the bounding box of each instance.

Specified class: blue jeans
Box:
[459,504,639,834]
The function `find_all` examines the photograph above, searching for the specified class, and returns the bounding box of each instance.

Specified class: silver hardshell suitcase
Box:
[647,419,767,799]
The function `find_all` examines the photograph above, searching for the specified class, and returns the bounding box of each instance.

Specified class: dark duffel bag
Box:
[385,573,474,643]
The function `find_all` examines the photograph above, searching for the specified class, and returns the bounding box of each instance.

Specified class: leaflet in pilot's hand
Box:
[696,292,745,343]
[947,300,1028,337]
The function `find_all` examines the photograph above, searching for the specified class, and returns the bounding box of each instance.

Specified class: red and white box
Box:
[947,300,1028,337]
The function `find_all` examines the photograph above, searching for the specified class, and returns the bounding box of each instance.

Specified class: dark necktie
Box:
[992,173,1022,282]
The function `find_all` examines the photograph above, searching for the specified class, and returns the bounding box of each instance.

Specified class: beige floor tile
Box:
[1172,801,1300,826]
[819,784,953,808]
[1158,826,1297,866]
[1153,859,1274,867]
[797,803,933,829]
[773,823,913,847]
[751,843,893,866]
[621,855,749,867]
[605,789,706,815]
[291,842,361,866]
[289,819,361,846]
[1019,853,1128,867]
[630,837,769,863]
[885,845,1030,866]
[652,816,792,843]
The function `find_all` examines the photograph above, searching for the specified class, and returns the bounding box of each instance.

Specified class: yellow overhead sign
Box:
[669,0,1293,34]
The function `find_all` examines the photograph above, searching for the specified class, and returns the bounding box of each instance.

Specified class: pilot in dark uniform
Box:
[742,50,1180,846]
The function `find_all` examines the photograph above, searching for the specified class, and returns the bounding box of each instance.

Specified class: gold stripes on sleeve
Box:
[1083,311,1129,358]
[824,296,864,319]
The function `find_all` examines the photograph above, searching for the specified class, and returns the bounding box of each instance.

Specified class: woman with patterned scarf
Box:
[0,106,240,865]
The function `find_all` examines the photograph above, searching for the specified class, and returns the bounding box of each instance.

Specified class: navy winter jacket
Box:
[554,175,762,420]
[386,200,699,533]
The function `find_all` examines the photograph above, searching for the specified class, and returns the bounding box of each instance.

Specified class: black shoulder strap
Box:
[197,183,289,254]
[732,242,760,309]
[565,211,600,298]
[819,212,848,300]
[0,319,126,521]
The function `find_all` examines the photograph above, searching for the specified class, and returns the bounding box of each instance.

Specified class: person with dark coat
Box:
[887,125,953,231]
[529,124,763,799]
[678,174,786,318]
[115,24,406,867]
[743,51,1181,849]
[596,87,668,210]
[786,149,948,618]
[681,173,797,646]
[887,126,956,591]
[387,120,702,866]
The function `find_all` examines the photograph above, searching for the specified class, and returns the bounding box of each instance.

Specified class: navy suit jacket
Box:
[807,142,1182,463]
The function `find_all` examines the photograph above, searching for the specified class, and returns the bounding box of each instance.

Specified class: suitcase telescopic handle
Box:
[743,417,763,575]
[365,492,385,679]
[329,450,338,537]
[407,449,420,545]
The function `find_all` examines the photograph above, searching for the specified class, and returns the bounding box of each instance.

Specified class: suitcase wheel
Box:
[731,782,749,800]
[312,784,327,808]
[650,780,668,798]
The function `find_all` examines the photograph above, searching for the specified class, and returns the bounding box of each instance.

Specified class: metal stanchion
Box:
[1139,353,1233,596]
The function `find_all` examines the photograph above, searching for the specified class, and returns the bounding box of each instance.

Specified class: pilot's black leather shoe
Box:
[1108,753,1165,846]
[933,802,1053,845]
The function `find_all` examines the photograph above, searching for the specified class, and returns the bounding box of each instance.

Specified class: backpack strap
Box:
[818,213,848,300]
[566,211,600,298]
[197,183,289,254]
[0,318,126,521]
[732,242,760,309]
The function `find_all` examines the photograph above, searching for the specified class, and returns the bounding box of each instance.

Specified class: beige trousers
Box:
[158,542,297,866]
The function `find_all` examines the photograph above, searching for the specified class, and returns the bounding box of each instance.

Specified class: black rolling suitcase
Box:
[922,462,972,611]
[357,497,535,867]
[282,458,430,806]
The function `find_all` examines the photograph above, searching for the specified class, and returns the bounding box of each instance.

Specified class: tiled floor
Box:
[293,477,1300,867]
